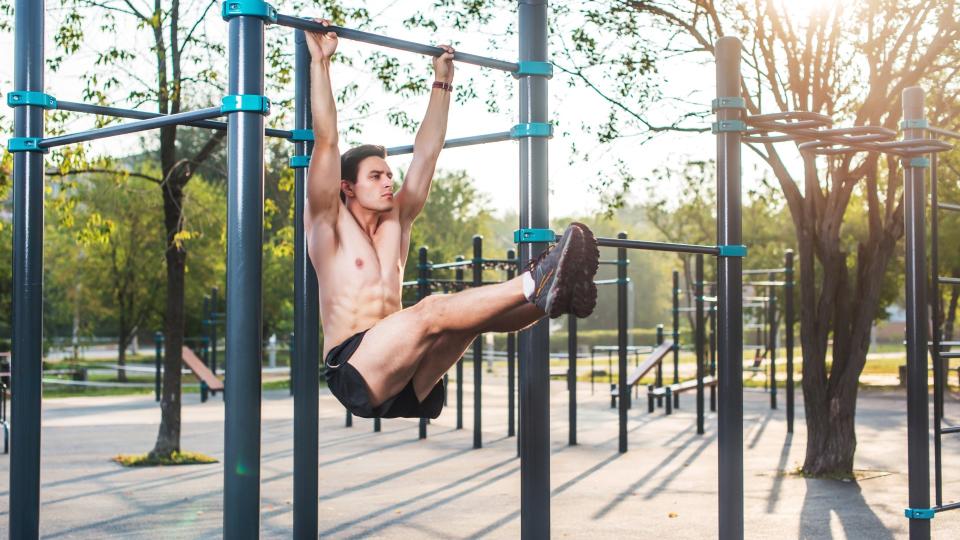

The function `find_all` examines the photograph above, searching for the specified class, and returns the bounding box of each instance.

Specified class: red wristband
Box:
[432,81,453,92]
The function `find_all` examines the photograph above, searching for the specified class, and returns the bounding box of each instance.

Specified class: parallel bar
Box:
[518,0,551,536]
[768,271,778,410]
[618,232,629,452]
[672,270,680,409]
[937,202,960,212]
[39,107,224,148]
[419,247,430,440]
[938,276,960,285]
[56,100,294,139]
[695,255,706,435]
[292,29,320,540]
[742,268,785,275]
[903,87,931,540]
[473,236,483,449]
[568,313,577,445]
[386,131,513,156]
[274,14,519,72]
[11,0,45,537]
[935,501,960,512]
[716,36,745,540]
[928,126,960,140]
[932,145,943,509]
[942,425,960,435]
[785,250,795,433]
[597,236,720,255]
[223,12,266,539]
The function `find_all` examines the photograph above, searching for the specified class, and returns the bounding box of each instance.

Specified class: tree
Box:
[411,0,960,476]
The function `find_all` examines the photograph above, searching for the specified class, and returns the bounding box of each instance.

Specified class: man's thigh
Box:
[410,330,476,401]
[347,309,435,407]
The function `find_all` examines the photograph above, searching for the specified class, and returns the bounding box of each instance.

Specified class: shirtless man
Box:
[304,21,600,419]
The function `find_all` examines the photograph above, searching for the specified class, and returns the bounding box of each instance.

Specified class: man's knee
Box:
[412,294,445,335]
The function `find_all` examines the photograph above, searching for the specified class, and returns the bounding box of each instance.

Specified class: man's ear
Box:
[340,180,354,198]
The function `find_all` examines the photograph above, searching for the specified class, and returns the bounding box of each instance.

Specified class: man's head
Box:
[340,144,394,212]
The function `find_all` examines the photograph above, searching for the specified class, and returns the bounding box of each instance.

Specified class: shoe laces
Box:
[524,244,555,272]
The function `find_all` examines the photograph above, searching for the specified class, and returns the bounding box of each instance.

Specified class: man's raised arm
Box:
[304,20,341,234]
[396,45,455,225]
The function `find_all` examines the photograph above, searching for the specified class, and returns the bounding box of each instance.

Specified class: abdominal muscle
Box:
[319,276,401,357]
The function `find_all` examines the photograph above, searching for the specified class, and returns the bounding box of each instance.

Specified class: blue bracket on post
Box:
[711,97,745,111]
[7,91,57,110]
[221,0,277,22]
[289,155,310,168]
[221,94,271,115]
[718,245,748,257]
[900,119,929,130]
[712,120,746,134]
[513,61,553,79]
[510,123,553,139]
[8,138,47,153]
[904,508,935,520]
[514,228,556,243]
[908,157,930,168]
[290,129,314,142]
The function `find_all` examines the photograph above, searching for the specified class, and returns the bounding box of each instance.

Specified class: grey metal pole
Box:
[292,29,319,539]
[769,271,778,410]
[455,256,465,430]
[715,36,745,540]
[518,0,551,536]
[211,287,219,376]
[386,131,513,156]
[508,249,518,438]
[903,86,931,539]
[617,232,629,453]
[567,314,576,445]
[10,1,45,537]
[472,236,483,449]
[785,250,795,433]
[696,255,706,435]
[39,107,224,148]
[672,270,680,409]
[224,11,266,539]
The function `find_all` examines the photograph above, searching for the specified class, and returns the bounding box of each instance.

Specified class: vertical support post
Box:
[455,256,465,430]
[10,1,46,536]
[518,0,551,535]
[567,315,577,445]
[696,255,705,435]
[507,249,518,438]
[201,336,210,403]
[292,29,320,540]
[223,11,266,539]
[419,247,430,440]
[903,86,931,539]
[715,36,745,540]
[155,331,163,402]
[931,147,943,508]
[769,271,778,410]
[617,232,629,452]
[211,287,220,376]
[672,270,680,409]
[785,250,795,433]
[472,236,483,448]
[709,284,717,413]
[656,324,664,407]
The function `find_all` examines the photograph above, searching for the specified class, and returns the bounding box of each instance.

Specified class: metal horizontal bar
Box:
[429,260,474,270]
[594,278,626,286]
[746,280,786,287]
[595,237,720,256]
[939,276,960,286]
[57,100,294,139]
[40,107,225,148]
[938,202,960,213]
[937,352,960,359]
[941,425,960,434]
[386,131,513,156]
[274,15,519,73]
[933,341,960,347]
[742,268,786,275]
[928,126,960,140]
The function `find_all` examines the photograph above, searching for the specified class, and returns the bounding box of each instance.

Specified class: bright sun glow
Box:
[774,0,840,23]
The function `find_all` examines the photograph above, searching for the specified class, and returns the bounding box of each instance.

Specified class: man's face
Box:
[343,156,395,212]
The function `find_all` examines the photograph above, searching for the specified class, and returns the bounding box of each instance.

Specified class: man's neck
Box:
[346,202,383,237]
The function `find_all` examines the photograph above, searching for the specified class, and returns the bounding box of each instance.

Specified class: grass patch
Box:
[113,450,218,467]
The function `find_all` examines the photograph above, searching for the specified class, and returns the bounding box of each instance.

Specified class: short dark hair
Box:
[340,144,387,203]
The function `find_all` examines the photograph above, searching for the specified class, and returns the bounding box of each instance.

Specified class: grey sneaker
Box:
[527,222,599,318]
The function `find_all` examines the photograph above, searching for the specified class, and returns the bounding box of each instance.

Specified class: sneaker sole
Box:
[545,223,599,318]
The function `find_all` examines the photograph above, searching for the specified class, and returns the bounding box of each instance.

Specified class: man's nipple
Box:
[355,258,364,268]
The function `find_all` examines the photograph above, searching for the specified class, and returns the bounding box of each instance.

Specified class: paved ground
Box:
[1,376,959,539]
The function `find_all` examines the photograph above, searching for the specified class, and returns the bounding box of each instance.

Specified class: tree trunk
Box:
[117,320,128,383]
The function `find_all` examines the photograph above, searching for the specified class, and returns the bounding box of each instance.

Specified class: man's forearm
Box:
[310,60,338,144]
[413,88,451,156]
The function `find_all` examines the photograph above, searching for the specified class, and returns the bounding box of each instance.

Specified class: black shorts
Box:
[324,330,445,419]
